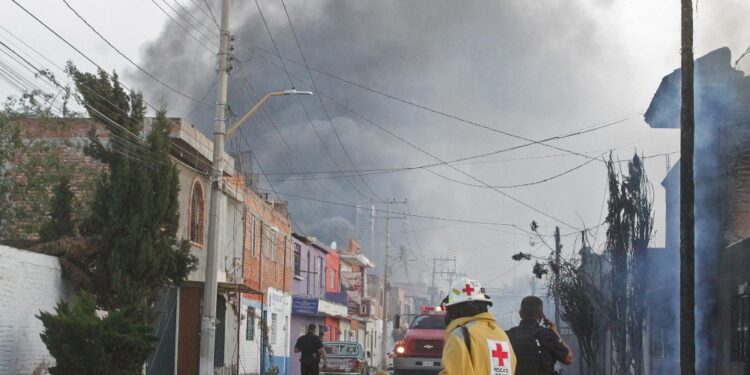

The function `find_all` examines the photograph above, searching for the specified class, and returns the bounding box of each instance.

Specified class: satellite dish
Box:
[330,241,338,250]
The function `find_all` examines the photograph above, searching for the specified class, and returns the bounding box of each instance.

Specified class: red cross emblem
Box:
[462,283,475,296]
[491,342,509,367]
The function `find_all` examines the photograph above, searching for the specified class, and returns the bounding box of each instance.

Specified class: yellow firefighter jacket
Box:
[440,312,516,375]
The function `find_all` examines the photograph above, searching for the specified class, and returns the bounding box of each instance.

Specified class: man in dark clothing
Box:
[506,296,573,375]
[294,323,328,375]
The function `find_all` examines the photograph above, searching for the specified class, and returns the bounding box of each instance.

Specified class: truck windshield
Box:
[409,315,446,329]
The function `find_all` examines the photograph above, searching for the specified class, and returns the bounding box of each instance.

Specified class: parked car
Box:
[320,341,368,375]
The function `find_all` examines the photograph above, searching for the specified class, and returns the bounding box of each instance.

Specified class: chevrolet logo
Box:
[423,344,434,349]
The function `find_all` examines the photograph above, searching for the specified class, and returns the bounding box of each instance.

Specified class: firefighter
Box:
[440,277,516,375]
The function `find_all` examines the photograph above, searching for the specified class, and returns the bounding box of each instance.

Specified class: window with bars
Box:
[732,293,750,362]
[294,243,302,276]
[188,181,205,245]
[246,307,256,341]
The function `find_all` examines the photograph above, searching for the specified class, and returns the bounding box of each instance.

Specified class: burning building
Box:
[644,47,750,374]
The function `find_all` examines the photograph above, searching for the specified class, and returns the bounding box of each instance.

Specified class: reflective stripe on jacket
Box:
[440,312,516,375]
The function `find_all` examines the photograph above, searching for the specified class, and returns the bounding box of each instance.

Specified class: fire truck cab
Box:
[392,306,446,375]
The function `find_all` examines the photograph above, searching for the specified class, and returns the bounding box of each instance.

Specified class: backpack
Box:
[506,325,548,375]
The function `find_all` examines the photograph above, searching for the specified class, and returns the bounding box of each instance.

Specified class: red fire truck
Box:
[391,306,446,375]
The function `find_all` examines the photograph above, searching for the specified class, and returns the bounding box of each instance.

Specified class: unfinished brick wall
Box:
[8,119,107,239]
[241,187,292,303]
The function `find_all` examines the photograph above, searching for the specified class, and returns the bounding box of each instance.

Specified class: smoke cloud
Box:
[128,1,746,298]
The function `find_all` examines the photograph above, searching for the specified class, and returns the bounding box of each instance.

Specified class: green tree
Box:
[37,293,155,375]
[39,176,76,242]
[37,66,196,374]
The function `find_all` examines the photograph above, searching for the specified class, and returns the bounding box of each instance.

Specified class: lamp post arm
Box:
[226,91,284,138]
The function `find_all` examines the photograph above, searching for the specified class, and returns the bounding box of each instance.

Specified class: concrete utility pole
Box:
[381,199,391,371]
[380,199,407,370]
[199,0,231,373]
[554,226,562,329]
[370,203,375,259]
[430,257,457,305]
[680,0,695,374]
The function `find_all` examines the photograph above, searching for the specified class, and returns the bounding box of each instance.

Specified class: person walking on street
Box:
[440,277,516,375]
[506,296,573,375]
[294,323,328,375]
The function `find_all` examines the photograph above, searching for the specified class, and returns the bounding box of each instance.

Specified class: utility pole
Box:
[355,203,360,241]
[381,199,391,371]
[680,0,695,374]
[430,257,457,305]
[199,0,231,373]
[380,198,406,370]
[554,226,562,329]
[370,203,375,258]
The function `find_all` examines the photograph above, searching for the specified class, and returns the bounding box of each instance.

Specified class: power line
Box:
[279,0,384,201]
[8,0,162,112]
[158,0,218,43]
[248,48,581,229]
[62,0,207,104]
[201,0,220,30]
[251,45,641,162]
[320,89,581,230]
[250,51,635,177]
[148,0,216,53]
[252,0,373,200]
[419,151,607,189]
[171,0,220,37]
[252,187,536,232]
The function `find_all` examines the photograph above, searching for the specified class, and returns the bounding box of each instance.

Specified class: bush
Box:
[37,293,155,375]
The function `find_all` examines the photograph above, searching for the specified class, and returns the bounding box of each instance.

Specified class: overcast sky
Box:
[1,0,749,293]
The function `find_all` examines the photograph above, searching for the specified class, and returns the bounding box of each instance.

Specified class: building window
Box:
[732,293,750,362]
[271,313,278,344]
[273,234,279,261]
[329,268,336,290]
[250,218,256,257]
[319,258,325,289]
[262,225,270,258]
[246,307,255,341]
[294,243,302,276]
[188,180,205,245]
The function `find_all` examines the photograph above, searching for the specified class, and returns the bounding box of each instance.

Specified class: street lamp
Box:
[199,87,312,373]
[226,89,313,138]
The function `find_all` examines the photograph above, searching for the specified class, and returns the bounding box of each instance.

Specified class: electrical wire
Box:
[251,45,641,162]
[250,51,635,178]
[159,0,218,44]
[251,187,535,232]
[8,0,161,112]
[201,0,220,29]
[148,0,216,53]
[248,49,581,229]
[62,0,208,104]
[171,0,219,38]
[279,0,384,201]
[252,0,372,200]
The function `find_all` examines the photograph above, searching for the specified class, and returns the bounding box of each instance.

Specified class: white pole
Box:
[381,200,391,370]
[199,0,231,373]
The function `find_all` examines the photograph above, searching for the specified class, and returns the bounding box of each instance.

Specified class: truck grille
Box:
[412,340,443,355]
